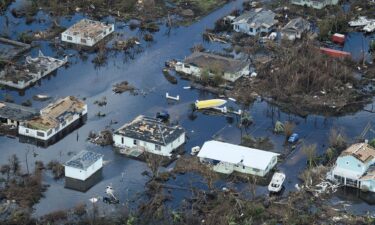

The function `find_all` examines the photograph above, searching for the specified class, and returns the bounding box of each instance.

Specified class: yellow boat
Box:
[195,99,227,110]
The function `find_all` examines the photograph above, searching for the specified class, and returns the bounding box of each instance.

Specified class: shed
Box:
[64,150,103,192]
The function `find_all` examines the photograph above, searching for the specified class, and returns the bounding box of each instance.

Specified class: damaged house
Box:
[197,140,279,177]
[232,8,277,36]
[290,0,339,9]
[61,19,114,47]
[175,52,250,82]
[328,143,375,192]
[0,51,68,89]
[0,102,39,127]
[280,17,310,41]
[113,115,185,157]
[18,96,87,144]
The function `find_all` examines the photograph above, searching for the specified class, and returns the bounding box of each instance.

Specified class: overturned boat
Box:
[268,172,286,193]
[195,99,227,110]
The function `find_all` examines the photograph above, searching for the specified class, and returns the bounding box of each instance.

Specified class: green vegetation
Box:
[172,0,227,16]
[317,13,349,41]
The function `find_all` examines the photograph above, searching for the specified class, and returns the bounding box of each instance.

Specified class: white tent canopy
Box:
[197,140,279,170]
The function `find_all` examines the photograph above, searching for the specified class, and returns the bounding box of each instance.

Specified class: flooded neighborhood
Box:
[0,0,375,224]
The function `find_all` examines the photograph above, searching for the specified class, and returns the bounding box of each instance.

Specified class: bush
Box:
[47,160,64,179]
[42,210,67,223]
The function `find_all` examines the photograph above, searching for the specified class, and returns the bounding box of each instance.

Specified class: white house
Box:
[0,102,39,127]
[0,51,68,89]
[175,52,250,82]
[232,8,277,36]
[280,17,310,41]
[197,140,279,177]
[329,143,375,192]
[61,19,114,47]
[18,96,87,142]
[290,0,339,9]
[64,150,103,191]
[113,115,185,157]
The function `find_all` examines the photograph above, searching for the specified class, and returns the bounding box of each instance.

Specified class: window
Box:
[155,145,161,151]
[37,131,45,137]
[346,161,349,165]
[133,139,138,145]
[67,36,73,41]
[61,121,66,127]
[253,168,260,172]
[109,27,112,32]
[121,137,124,144]
[184,65,190,68]
[25,129,29,133]
[250,28,253,32]
[81,38,87,43]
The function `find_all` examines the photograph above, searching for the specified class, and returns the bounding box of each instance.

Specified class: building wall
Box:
[204,155,278,177]
[65,168,103,192]
[65,157,103,181]
[61,24,115,47]
[335,155,368,177]
[290,0,338,9]
[113,132,185,156]
[233,23,273,36]
[18,105,88,141]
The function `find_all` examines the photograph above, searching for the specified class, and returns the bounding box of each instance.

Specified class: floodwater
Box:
[0,0,374,217]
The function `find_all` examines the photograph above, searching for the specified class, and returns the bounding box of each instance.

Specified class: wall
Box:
[113,132,186,156]
[335,155,368,178]
[205,155,278,177]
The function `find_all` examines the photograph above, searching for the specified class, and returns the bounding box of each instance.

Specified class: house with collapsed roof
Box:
[64,150,103,192]
[113,115,185,157]
[0,102,39,127]
[18,96,87,143]
[290,0,339,9]
[232,8,277,36]
[175,52,250,82]
[280,17,310,41]
[0,51,67,89]
[61,19,114,47]
[197,140,279,177]
[328,143,375,192]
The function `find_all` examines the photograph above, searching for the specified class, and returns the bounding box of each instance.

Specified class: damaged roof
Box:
[232,8,277,29]
[341,143,375,163]
[184,52,249,73]
[24,96,86,131]
[65,150,103,170]
[281,17,310,33]
[0,101,39,122]
[115,115,185,146]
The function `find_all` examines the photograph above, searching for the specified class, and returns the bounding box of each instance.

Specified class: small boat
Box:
[268,172,286,193]
[191,146,200,155]
[363,21,375,33]
[195,99,227,110]
[33,94,51,101]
